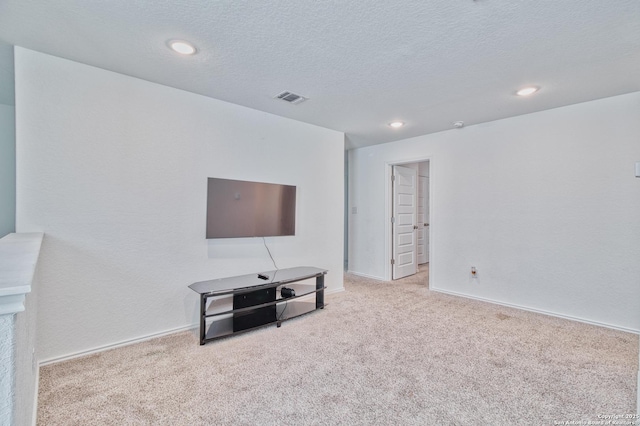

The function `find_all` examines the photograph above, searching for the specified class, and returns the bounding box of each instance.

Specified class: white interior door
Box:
[417,175,429,264]
[392,165,417,279]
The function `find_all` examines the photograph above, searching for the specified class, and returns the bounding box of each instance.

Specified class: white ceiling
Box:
[0,0,638,149]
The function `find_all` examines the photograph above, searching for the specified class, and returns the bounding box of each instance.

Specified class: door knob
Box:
[413,225,419,230]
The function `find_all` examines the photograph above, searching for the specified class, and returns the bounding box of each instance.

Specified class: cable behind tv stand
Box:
[188,266,327,345]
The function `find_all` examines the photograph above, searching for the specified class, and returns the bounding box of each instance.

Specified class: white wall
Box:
[0,315,14,425]
[0,232,42,426]
[349,91,640,332]
[14,48,345,362]
[0,104,15,237]
[14,273,38,426]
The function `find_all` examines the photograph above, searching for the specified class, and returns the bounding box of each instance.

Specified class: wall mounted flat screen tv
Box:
[206,178,296,238]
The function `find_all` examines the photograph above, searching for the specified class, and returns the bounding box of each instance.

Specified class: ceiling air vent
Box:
[274,91,307,105]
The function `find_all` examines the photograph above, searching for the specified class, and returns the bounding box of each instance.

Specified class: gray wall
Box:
[0,43,15,237]
[0,105,16,238]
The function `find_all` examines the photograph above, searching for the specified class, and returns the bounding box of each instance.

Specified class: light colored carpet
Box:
[37,267,637,425]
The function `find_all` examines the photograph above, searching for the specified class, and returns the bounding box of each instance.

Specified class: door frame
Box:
[384,156,433,283]
[417,174,429,265]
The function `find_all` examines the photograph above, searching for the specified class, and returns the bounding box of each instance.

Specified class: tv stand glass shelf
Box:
[188,266,327,345]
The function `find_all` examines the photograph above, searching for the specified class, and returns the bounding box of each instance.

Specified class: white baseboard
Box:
[40,287,344,367]
[432,288,640,335]
[39,324,197,366]
[346,270,385,281]
[325,286,345,295]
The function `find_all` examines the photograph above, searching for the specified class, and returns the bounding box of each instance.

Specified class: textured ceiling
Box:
[0,0,638,148]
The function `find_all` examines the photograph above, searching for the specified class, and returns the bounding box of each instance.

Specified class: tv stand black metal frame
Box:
[188,266,327,345]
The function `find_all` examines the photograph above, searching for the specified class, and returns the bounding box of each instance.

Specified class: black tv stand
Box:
[188,266,327,345]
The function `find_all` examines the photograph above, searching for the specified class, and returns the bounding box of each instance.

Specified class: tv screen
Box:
[206,178,296,239]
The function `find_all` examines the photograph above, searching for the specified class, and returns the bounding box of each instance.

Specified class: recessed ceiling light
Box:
[168,40,197,55]
[516,86,539,96]
[389,121,405,128]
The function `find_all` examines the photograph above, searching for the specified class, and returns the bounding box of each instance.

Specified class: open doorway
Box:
[387,159,430,282]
